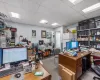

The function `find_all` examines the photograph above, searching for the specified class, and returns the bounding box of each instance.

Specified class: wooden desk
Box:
[0,64,51,80]
[59,52,91,80]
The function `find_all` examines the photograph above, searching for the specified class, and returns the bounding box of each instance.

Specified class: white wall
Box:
[6,21,53,44]
[63,23,78,32]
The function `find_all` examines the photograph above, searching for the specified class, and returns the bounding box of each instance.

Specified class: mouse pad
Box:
[10,71,24,80]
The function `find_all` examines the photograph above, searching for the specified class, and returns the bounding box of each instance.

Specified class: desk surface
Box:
[60,51,90,60]
[0,64,51,80]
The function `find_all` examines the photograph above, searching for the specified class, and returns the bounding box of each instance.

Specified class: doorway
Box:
[55,31,61,49]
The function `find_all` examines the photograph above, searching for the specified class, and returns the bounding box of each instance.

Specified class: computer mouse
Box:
[15,73,21,78]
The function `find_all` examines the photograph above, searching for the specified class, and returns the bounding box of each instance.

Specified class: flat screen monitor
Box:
[66,41,78,49]
[0,48,2,66]
[3,48,27,64]
[71,42,78,49]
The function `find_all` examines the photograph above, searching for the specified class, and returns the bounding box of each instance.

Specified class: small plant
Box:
[72,30,77,34]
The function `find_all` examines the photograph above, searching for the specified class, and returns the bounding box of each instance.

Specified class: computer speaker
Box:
[23,65,32,74]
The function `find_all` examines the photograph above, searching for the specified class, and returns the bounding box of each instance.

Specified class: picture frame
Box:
[32,30,36,37]
[41,30,46,38]
[46,32,52,39]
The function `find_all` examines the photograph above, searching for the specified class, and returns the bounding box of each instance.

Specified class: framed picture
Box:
[41,30,46,38]
[46,32,52,38]
[32,30,36,37]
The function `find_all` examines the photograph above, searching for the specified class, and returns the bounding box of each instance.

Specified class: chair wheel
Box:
[93,77,95,80]
[93,76,100,80]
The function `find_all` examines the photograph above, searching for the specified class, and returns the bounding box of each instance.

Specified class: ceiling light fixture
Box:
[52,23,59,26]
[82,3,100,13]
[40,20,48,24]
[10,12,20,18]
[69,0,83,5]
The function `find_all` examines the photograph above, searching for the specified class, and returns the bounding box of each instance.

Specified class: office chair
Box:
[91,55,100,80]
[54,48,60,65]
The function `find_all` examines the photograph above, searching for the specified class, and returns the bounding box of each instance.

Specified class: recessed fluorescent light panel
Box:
[82,3,100,13]
[10,12,20,18]
[69,0,83,5]
[40,20,48,24]
[52,23,59,26]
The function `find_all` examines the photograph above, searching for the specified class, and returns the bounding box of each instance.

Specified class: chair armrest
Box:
[94,59,100,62]
[94,60,100,65]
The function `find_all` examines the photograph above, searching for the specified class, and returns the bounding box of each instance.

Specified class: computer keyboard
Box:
[0,66,23,78]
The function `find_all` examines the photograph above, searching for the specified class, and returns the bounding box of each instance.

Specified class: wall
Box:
[64,23,78,39]
[54,24,78,43]
[6,21,53,44]
[63,23,78,32]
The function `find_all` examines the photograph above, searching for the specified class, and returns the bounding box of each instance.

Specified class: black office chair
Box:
[91,56,100,80]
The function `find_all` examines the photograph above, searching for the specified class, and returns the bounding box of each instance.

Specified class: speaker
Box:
[23,65,32,74]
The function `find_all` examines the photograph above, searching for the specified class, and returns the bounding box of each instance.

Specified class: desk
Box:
[0,64,51,80]
[59,52,91,80]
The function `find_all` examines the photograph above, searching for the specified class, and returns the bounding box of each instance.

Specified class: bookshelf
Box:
[77,16,100,49]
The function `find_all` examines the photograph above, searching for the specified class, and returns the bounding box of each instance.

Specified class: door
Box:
[55,31,61,49]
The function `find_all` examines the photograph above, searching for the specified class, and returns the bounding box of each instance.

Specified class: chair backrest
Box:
[54,48,60,55]
[93,56,100,65]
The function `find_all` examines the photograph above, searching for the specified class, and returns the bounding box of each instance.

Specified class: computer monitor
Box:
[66,41,78,49]
[3,48,27,64]
[0,48,3,66]
[70,42,78,49]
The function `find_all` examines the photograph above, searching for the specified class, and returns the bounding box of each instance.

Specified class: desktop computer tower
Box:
[82,57,88,72]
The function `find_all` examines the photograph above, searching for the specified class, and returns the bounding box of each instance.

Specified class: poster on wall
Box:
[41,30,46,38]
[32,30,36,37]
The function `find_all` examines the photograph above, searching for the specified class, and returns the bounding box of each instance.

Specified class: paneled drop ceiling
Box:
[0,0,100,28]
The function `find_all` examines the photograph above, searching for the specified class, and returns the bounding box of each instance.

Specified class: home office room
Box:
[0,0,100,80]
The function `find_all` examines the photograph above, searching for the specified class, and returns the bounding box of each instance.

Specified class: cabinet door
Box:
[62,69,73,80]
[76,65,82,79]
[59,64,75,80]
[64,68,75,80]
[58,64,65,77]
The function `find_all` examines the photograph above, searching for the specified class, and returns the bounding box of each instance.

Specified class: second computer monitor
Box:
[66,41,78,49]
[3,48,27,64]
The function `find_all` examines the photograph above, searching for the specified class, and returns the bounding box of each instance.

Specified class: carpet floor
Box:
[42,57,59,80]
[42,57,99,80]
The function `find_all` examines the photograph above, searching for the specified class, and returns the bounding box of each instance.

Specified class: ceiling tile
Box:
[0,2,10,20]
[0,2,7,14]
[41,0,85,21]
[37,6,70,25]
[32,0,46,5]
[41,0,61,10]
[61,0,75,7]
[84,9,100,19]
[73,0,99,12]
[1,0,100,28]
[2,0,23,8]
[22,0,40,13]
[4,3,26,20]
